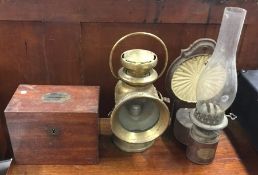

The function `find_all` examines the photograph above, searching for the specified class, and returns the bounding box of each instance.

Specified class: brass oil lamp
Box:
[187,7,247,164]
[109,32,170,152]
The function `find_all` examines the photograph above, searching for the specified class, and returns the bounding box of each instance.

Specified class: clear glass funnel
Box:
[196,7,246,124]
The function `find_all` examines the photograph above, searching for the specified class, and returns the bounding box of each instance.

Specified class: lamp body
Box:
[112,80,169,152]
[188,7,246,164]
[186,126,219,164]
[109,32,170,152]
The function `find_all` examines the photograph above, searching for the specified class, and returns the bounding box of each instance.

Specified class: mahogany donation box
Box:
[5,85,100,165]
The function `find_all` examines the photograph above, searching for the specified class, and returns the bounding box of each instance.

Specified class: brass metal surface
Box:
[42,92,71,103]
[112,135,154,153]
[171,55,209,103]
[186,125,219,164]
[165,38,216,103]
[109,32,168,80]
[190,108,228,131]
[111,89,170,144]
[121,49,158,75]
[109,32,170,152]
[118,68,158,86]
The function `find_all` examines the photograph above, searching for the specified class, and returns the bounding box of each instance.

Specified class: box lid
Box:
[5,85,99,113]
[165,38,216,105]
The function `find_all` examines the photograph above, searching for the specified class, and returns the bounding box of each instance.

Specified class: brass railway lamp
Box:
[187,7,247,164]
[109,32,170,152]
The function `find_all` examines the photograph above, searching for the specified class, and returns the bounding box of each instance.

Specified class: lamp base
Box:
[112,135,154,152]
[186,125,219,164]
[173,108,193,145]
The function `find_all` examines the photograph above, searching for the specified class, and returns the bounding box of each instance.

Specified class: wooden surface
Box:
[0,0,258,159]
[5,85,99,113]
[5,85,99,164]
[0,0,257,24]
[7,118,258,175]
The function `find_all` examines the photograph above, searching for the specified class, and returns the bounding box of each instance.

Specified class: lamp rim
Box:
[110,92,170,143]
[189,109,228,130]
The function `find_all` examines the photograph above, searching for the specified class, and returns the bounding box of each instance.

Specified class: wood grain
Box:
[0,0,209,23]
[5,85,99,164]
[208,0,258,24]
[238,24,258,69]
[7,118,258,175]
[6,113,98,165]
[5,85,99,113]
[0,120,7,160]
[0,22,47,108]
[44,22,82,84]
[0,0,257,24]
[0,22,47,159]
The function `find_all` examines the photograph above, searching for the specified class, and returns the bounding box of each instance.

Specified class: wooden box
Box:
[4,85,99,165]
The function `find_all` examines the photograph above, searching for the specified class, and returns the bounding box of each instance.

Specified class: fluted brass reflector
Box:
[171,55,209,103]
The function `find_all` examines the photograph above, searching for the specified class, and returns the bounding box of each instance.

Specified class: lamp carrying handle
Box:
[109,32,168,79]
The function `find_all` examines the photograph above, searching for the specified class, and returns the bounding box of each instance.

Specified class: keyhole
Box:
[52,129,56,135]
[48,128,59,136]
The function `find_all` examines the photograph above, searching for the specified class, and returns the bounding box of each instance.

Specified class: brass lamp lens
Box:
[118,97,160,132]
[111,94,170,144]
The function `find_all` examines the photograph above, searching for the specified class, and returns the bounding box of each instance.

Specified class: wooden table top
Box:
[8,118,258,175]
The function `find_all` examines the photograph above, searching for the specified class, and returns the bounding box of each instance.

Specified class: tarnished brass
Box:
[165,38,216,146]
[42,92,71,103]
[109,32,170,152]
[109,32,168,80]
[112,132,154,153]
[166,38,216,103]
[186,124,220,164]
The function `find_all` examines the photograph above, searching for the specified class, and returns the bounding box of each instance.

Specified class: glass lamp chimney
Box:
[195,7,246,128]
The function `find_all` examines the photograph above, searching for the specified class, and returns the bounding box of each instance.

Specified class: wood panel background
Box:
[0,0,258,159]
